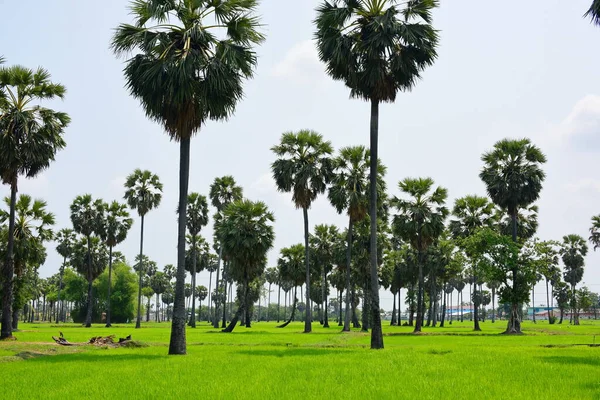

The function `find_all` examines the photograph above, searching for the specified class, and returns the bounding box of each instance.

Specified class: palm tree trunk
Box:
[146,297,151,322]
[189,238,197,328]
[58,257,66,323]
[338,290,342,326]
[491,287,496,323]
[322,265,329,328]
[473,273,481,331]
[506,210,522,333]
[460,290,463,323]
[391,292,397,326]
[213,246,223,327]
[572,285,579,325]
[277,282,281,323]
[545,278,552,323]
[440,290,446,327]
[156,293,160,322]
[302,207,312,333]
[415,250,424,333]
[207,270,212,323]
[343,218,353,332]
[368,99,383,349]
[169,137,190,355]
[532,286,536,324]
[221,264,228,328]
[277,286,298,328]
[361,279,369,332]
[135,215,145,329]
[85,235,93,328]
[1,182,17,339]
[106,246,114,327]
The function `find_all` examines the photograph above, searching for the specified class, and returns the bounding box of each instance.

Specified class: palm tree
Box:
[392,178,448,333]
[315,0,439,350]
[55,228,76,323]
[123,168,162,329]
[328,145,385,331]
[589,215,600,251]
[560,234,588,325]
[534,240,559,323]
[480,138,546,334]
[0,65,70,339]
[182,192,209,328]
[151,271,169,322]
[0,194,55,329]
[310,224,339,328]
[112,0,264,356]
[70,195,104,327]
[210,175,243,328]
[585,0,600,25]
[96,201,132,327]
[449,195,495,331]
[271,130,334,333]
[217,200,275,332]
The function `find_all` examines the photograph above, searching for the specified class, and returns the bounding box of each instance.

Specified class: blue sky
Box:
[1,0,599,309]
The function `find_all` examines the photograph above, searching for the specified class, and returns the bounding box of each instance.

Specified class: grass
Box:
[1,319,599,399]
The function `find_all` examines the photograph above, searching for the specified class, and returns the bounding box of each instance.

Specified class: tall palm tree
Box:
[123,168,162,329]
[96,201,132,327]
[271,130,334,333]
[310,224,339,328]
[392,178,448,333]
[70,195,103,327]
[217,200,275,332]
[315,0,439,349]
[589,215,600,251]
[560,234,588,325]
[449,195,495,331]
[480,138,546,334]
[184,192,208,328]
[112,0,263,356]
[0,65,70,339]
[585,0,600,25]
[0,194,54,329]
[328,145,385,331]
[151,271,169,322]
[210,175,243,328]
[55,228,76,323]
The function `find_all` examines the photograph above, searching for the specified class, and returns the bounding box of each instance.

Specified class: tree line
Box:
[1,1,599,355]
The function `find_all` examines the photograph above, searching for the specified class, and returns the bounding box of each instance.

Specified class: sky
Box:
[1,0,599,311]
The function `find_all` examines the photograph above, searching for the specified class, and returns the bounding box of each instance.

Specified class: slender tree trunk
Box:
[473,273,481,331]
[302,207,312,333]
[440,291,446,327]
[207,270,212,323]
[135,215,145,329]
[351,288,360,328]
[222,303,244,333]
[391,292,397,326]
[532,286,536,323]
[213,246,223,328]
[368,99,383,349]
[277,282,281,323]
[221,263,229,328]
[267,283,272,322]
[277,286,298,328]
[84,235,94,328]
[338,290,343,326]
[505,210,522,334]
[415,249,424,333]
[343,219,353,332]
[169,137,191,355]
[545,278,552,323]
[398,288,402,325]
[460,290,463,322]
[492,287,496,323]
[189,237,197,328]
[361,279,369,332]
[572,285,579,325]
[58,257,66,324]
[1,183,18,339]
[106,246,114,327]
[323,265,329,328]
[146,297,151,322]
[156,293,160,322]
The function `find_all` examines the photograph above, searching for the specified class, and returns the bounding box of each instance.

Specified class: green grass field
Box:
[2,320,599,399]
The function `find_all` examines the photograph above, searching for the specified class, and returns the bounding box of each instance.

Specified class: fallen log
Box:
[52,333,133,347]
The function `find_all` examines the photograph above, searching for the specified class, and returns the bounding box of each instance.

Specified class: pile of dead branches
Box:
[52,333,133,347]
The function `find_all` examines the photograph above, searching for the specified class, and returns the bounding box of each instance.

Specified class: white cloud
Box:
[542,95,600,148]
[271,40,327,84]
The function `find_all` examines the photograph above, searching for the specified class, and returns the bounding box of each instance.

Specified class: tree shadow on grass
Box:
[236,348,350,357]
[541,356,600,367]
[25,353,167,364]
